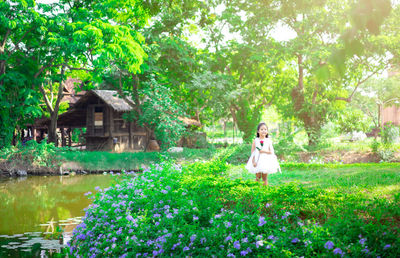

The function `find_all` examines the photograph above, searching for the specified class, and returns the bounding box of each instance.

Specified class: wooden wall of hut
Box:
[84,101,148,151]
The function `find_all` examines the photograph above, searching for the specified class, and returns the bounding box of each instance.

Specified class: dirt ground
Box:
[297,150,400,164]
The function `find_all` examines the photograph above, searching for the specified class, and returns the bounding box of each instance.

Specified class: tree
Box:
[34,0,150,144]
[0,0,45,146]
[219,0,397,146]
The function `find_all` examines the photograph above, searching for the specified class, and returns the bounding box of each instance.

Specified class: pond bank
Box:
[0,167,142,177]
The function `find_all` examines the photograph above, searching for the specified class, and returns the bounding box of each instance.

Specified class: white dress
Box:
[245,138,281,174]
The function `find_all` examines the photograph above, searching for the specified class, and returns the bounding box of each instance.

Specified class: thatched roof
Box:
[91,90,134,112]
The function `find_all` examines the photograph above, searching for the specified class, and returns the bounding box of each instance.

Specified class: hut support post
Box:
[68,128,72,147]
[61,128,66,147]
[128,122,133,149]
[33,127,37,142]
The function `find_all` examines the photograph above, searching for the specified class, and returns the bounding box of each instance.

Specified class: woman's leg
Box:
[256,173,262,182]
[262,173,268,186]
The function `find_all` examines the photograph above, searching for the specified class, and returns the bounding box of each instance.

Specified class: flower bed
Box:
[69,159,399,257]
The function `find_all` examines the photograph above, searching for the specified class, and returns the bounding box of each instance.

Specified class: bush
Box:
[0,140,59,169]
[381,123,400,145]
[370,138,396,162]
[69,160,399,257]
[223,144,252,165]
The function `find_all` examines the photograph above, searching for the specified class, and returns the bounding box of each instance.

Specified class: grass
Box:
[227,163,400,236]
[59,148,218,170]
[227,163,400,194]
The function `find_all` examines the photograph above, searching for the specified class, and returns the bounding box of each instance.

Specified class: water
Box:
[0,174,115,257]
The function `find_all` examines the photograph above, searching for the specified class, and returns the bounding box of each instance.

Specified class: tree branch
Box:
[336,67,384,102]
[65,65,95,72]
[39,82,54,113]
[53,65,66,115]
[10,27,34,53]
[0,29,11,53]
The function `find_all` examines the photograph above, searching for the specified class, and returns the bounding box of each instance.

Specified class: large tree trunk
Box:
[291,54,325,147]
[39,66,65,145]
[48,111,58,145]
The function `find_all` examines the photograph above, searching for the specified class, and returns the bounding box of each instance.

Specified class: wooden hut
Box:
[55,90,149,151]
[382,105,400,126]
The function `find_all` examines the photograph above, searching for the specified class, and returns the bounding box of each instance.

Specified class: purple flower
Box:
[178,234,184,238]
[240,250,248,256]
[227,254,235,257]
[161,189,168,194]
[242,237,248,243]
[255,240,263,248]
[333,248,343,255]
[361,248,369,254]
[359,238,366,246]
[234,241,241,249]
[291,238,299,244]
[258,216,266,227]
[84,191,92,196]
[265,203,272,208]
[324,241,334,250]
[200,237,206,244]
[166,213,173,219]
[384,244,391,250]
[193,215,199,221]
[190,235,197,242]
[225,235,232,242]
[225,221,232,228]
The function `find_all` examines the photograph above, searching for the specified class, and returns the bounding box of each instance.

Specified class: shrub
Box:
[0,140,59,169]
[223,144,252,165]
[381,123,400,145]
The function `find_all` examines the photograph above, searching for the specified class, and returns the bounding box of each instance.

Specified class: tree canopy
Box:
[1,0,399,147]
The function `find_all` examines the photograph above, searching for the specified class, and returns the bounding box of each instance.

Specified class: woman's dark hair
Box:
[256,122,269,138]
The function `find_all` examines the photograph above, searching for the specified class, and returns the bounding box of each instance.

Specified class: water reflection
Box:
[0,174,115,256]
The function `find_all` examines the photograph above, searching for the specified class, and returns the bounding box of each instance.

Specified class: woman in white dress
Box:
[245,122,281,186]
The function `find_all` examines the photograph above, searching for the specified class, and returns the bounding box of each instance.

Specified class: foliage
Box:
[127,79,186,150]
[273,122,306,156]
[381,123,400,145]
[69,160,400,257]
[336,108,372,134]
[0,140,58,169]
[0,0,44,146]
[223,144,252,165]
[368,123,400,162]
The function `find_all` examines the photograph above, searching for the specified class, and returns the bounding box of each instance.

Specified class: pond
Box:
[0,174,115,257]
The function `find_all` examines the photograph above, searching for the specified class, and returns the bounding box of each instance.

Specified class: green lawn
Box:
[228,163,400,197]
[59,148,218,170]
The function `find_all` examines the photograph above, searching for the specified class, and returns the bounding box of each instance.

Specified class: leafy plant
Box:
[381,123,400,145]
[0,140,59,169]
